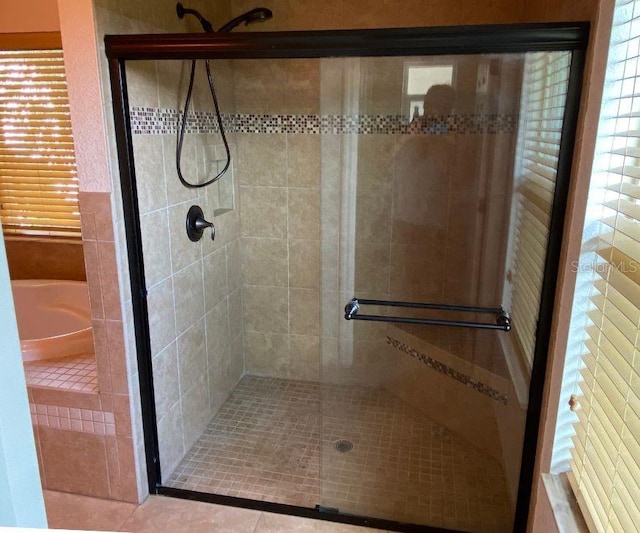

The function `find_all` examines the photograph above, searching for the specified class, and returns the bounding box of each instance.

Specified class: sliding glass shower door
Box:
[316,51,575,531]
[109,25,585,533]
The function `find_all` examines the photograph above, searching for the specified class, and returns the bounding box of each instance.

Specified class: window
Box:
[403,61,455,119]
[553,1,640,531]
[0,34,80,238]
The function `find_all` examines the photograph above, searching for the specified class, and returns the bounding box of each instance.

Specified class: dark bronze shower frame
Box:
[105,22,588,533]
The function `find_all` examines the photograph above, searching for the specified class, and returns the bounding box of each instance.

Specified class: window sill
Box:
[542,473,589,533]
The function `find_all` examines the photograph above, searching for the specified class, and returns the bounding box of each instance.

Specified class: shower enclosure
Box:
[106,23,587,532]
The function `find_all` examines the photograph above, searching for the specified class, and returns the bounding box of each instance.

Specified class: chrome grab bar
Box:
[344,298,512,332]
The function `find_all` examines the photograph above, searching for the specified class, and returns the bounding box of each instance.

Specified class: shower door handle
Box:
[186,205,215,242]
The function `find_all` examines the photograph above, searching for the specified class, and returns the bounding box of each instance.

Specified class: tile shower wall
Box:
[91,0,533,501]
[127,57,243,479]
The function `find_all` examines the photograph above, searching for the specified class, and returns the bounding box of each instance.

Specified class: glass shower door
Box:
[109,30,580,531]
[317,51,573,531]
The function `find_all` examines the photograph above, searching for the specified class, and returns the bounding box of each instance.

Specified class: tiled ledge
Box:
[542,473,589,533]
[25,354,101,412]
[23,354,98,393]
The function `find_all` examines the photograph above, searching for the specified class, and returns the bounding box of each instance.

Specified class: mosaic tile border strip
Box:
[130,106,517,135]
[30,403,116,436]
[386,336,508,405]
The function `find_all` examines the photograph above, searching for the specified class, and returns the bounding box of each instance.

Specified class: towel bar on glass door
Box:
[343,298,512,332]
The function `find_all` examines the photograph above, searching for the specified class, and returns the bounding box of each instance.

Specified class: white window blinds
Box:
[558,0,640,531]
[507,51,571,366]
[0,47,80,237]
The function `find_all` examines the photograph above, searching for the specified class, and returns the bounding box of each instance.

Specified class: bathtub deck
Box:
[23,354,98,392]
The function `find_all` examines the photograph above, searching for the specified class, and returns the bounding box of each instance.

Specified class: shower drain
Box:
[332,439,354,453]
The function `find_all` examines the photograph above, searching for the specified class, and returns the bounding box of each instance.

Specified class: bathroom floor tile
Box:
[166,375,513,532]
[44,489,136,531]
[253,512,386,532]
[120,495,261,533]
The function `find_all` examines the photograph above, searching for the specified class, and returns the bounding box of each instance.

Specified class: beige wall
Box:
[0,0,60,33]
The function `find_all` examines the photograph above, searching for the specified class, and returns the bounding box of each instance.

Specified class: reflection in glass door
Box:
[108,26,585,533]
[317,51,573,530]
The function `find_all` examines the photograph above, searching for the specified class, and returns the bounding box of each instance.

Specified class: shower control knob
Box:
[186,205,215,242]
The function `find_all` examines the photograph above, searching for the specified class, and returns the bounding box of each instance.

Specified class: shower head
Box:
[217,8,273,33]
[176,2,214,33]
[177,3,272,33]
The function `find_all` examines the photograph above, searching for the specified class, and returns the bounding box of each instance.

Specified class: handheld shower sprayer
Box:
[175,3,273,189]
[176,3,272,33]
[218,8,273,32]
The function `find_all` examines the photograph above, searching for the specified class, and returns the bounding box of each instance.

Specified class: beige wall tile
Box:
[228,288,244,341]
[231,59,287,115]
[204,246,229,309]
[242,286,289,333]
[287,134,321,188]
[152,342,180,420]
[389,244,444,301]
[112,393,133,438]
[241,237,288,287]
[356,134,397,190]
[181,374,211,450]
[228,335,244,385]
[92,318,112,393]
[289,288,320,336]
[106,320,128,395]
[173,261,205,336]
[97,241,122,320]
[115,436,139,502]
[285,60,320,114]
[354,243,390,294]
[289,240,320,288]
[132,135,167,214]
[206,299,231,367]
[39,428,110,499]
[83,240,105,319]
[147,277,177,356]
[125,59,159,108]
[244,331,289,377]
[177,318,208,396]
[29,388,101,411]
[288,188,320,240]
[139,208,171,288]
[355,188,392,244]
[391,190,449,247]
[225,239,242,293]
[236,134,287,187]
[156,400,185,479]
[287,335,320,381]
[240,186,288,238]
[162,134,200,207]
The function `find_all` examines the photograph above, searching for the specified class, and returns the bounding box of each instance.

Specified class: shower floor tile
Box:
[166,375,512,532]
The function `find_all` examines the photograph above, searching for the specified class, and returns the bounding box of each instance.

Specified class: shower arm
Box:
[176,3,214,33]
